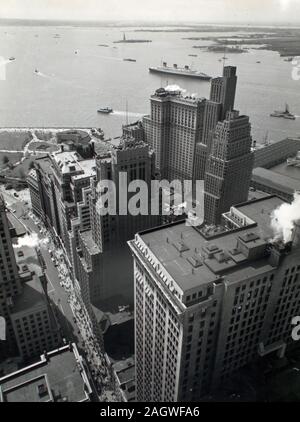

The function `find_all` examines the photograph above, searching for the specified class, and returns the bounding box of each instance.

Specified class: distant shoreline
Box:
[0,19,300,30]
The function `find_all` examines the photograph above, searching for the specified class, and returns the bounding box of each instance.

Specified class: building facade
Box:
[0,195,23,359]
[143,87,206,182]
[0,194,61,362]
[74,136,160,309]
[129,195,300,401]
[204,110,254,225]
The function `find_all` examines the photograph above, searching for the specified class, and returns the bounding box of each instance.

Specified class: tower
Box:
[193,66,238,181]
[204,110,254,225]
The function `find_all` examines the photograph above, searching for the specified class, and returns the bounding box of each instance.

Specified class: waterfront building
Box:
[143,87,206,182]
[142,66,238,182]
[253,137,300,169]
[251,166,300,203]
[128,195,300,401]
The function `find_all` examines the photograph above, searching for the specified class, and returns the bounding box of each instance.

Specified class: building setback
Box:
[204,110,254,225]
[140,66,237,183]
[128,195,300,401]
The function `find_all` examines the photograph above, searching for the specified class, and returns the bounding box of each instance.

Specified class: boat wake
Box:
[112,110,145,117]
[34,70,49,78]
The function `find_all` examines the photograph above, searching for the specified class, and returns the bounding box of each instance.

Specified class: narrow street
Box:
[0,185,117,401]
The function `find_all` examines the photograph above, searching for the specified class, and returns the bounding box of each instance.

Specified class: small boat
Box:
[188,54,197,57]
[34,69,39,73]
[97,107,113,114]
[284,57,293,62]
[270,103,295,120]
[256,61,261,63]
[123,58,136,62]
[9,57,15,61]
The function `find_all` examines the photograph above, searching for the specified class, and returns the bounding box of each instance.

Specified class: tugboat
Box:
[97,107,113,114]
[270,104,296,120]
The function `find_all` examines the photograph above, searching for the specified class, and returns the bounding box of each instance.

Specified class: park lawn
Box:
[0,131,32,151]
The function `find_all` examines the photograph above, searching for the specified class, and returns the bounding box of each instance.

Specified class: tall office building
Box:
[143,87,206,182]
[128,195,300,401]
[0,195,61,362]
[204,110,254,225]
[142,67,237,183]
[0,195,23,359]
[194,66,237,180]
[210,66,237,120]
[74,136,159,309]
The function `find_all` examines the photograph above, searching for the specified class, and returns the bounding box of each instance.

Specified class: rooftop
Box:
[134,196,287,295]
[112,357,135,402]
[79,230,100,255]
[52,150,96,178]
[11,245,49,314]
[0,344,92,402]
[252,167,300,194]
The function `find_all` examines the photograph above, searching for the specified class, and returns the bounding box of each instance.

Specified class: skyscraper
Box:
[194,66,237,180]
[128,195,300,401]
[204,110,254,225]
[143,88,206,182]
[0,195,23,359]
[210,66,237,120]
[74,136,159,310]
[0,195,61,362]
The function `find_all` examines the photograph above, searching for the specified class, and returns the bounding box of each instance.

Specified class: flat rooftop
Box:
[0,344,92,402]
[252,167,300,194]
[270,160,300,182]
[137,196,286,293]
[52,151,96,178]
[80,230,100,255]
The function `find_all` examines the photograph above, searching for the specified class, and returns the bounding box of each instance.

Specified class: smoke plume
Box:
[165,84,186,94]
[13,233,49,249]
[271,192,300,243]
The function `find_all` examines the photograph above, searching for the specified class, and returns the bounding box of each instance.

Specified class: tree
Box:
[17,168,26,180]
[29,161,35,170]
[2,155,9,165]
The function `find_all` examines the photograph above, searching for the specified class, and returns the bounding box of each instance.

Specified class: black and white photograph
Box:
[0,0,300,409]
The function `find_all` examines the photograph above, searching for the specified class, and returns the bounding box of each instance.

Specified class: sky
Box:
[0,0,300,24]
